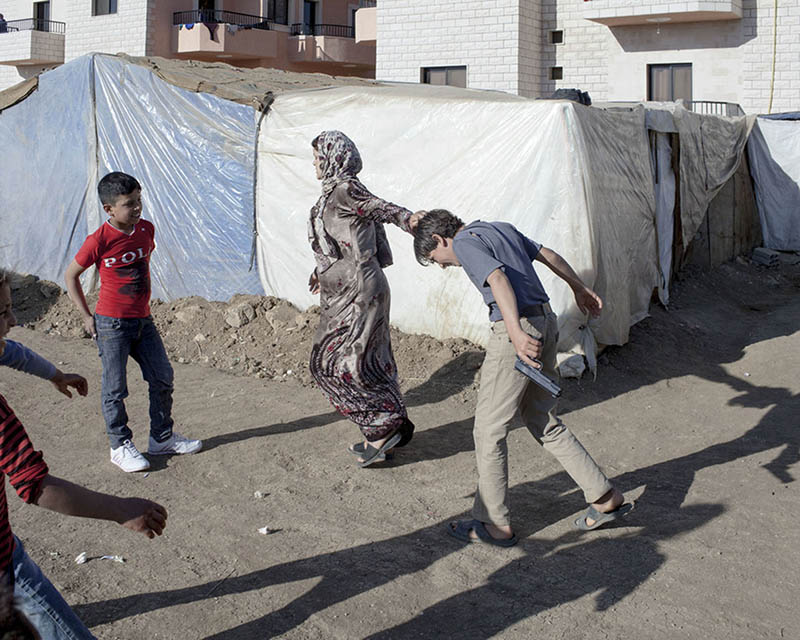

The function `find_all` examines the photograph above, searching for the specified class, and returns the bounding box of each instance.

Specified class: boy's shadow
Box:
[73,391,799,640]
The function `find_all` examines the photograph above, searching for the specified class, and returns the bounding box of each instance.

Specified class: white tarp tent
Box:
[257,86,658,364]
[747,114,800,251]
[0,54,753,368]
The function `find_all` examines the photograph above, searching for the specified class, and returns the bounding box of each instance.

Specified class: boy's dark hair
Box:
[97,172,141,206]
[413,209,465,266]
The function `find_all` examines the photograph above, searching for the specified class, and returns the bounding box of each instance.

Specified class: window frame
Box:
[420,65,467,89]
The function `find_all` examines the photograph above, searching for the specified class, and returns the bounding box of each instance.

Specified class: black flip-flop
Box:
[357,432,402,468]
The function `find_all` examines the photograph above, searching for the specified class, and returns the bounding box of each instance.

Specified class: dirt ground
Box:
[3,254,799,640]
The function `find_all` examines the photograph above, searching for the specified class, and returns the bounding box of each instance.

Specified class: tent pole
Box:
[249,92,274,272]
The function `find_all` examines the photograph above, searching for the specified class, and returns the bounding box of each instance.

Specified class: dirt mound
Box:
[8,273,484,398]
[8,252,799,406]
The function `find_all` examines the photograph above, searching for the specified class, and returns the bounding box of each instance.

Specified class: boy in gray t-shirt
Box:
[413,209,631,546]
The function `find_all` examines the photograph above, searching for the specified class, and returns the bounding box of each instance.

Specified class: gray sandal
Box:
[447,519,518,547]
[574,503,634,531]
[357,432,402,468]
[348,441,389,461]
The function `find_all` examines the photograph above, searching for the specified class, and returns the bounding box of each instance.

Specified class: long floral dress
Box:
[308,132,413,442]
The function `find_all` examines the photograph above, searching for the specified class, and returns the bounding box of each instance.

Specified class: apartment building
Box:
[371,0,800,115]
[0,0,376,91]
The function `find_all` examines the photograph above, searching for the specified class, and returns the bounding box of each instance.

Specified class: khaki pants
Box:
[472,310,612,527]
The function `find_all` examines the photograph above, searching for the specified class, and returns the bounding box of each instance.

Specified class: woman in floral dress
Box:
[307,130,417,467]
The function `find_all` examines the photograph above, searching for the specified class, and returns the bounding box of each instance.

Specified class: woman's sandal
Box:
[356,432,402,468]
[348,441,389,461]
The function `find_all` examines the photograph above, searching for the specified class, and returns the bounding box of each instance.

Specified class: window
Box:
[421,66,467,88]
[550,66,563,80]
[549,30,564,45]
[648,63,692,102]
[93,0,117,16]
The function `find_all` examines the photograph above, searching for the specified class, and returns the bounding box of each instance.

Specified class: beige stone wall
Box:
[376,0,522,93]
[519,0,545,98]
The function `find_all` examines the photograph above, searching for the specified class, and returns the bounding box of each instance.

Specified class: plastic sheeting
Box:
[92,55,261,300]
[747,116,800,251]
[0,54,262,301]
[0,57,95,284]
[257,85,659,354]
[671,107,752,249]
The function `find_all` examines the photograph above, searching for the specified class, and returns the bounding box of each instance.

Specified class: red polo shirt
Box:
[75,219,155,318]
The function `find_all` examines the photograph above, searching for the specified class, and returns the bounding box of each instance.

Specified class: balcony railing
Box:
[173,10,282,29]
[1,19,66,34]
[290,23,354,38]
[689,101,744,117]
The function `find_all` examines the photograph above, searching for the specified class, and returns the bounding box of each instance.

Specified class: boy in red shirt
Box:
[65,172,202,472]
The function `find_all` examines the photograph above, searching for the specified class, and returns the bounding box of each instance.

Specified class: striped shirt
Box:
[0,393,48,573]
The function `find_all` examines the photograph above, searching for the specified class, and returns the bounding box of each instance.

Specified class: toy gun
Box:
[514,357,562,398]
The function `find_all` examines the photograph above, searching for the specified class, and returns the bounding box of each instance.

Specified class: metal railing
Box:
[290,23,354,38]
[0,19,66,34]
[173,10,279,29]
[689,101,744,117]
[358,1,377,7]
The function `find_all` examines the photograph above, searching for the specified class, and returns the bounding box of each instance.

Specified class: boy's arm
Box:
[486,268,543,368]
[535,247,602,318]
[64,260,96,338]
[34,475,167,539]
[0,340,88,398]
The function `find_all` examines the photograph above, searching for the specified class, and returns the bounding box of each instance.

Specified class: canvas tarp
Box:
[0,54,262,300]
[257,85,658,361]
[747,114,800,251]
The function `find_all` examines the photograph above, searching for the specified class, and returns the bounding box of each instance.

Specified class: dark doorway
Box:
[303,0,318,32]
[33,1,49,31]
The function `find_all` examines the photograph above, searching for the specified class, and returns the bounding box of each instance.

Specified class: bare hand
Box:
[308,269,320,295]
[409,210,426,233]
[83,316,96,339]
[510,329,543,368]
[50,371,88,398]
[574,286,603,318]
[118,498,168,539]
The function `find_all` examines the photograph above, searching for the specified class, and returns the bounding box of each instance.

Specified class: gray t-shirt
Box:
[453,220,549,322]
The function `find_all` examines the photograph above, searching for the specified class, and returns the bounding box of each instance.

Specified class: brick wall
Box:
[376,0,522,93]
[740,0,800,114]
[518,0,544,97]
[64,0,150,61]
[542,0,612,102]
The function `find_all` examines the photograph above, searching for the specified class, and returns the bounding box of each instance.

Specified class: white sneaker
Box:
[110,439,151,473]
[147,432,203,456]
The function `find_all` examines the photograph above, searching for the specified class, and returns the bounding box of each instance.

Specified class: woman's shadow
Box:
[199,350,484,456]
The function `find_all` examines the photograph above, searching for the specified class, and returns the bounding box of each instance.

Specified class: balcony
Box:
[172,10,280,61]
[288,23,375,67]
[355,3,376,44]
[0,19,65,66]
[584,1,742,27]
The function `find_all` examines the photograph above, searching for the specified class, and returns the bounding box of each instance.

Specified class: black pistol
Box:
[514,357,562,398]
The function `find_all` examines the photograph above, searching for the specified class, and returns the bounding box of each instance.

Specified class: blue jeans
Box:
[95,314,174,448]
[11,536,96,639]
